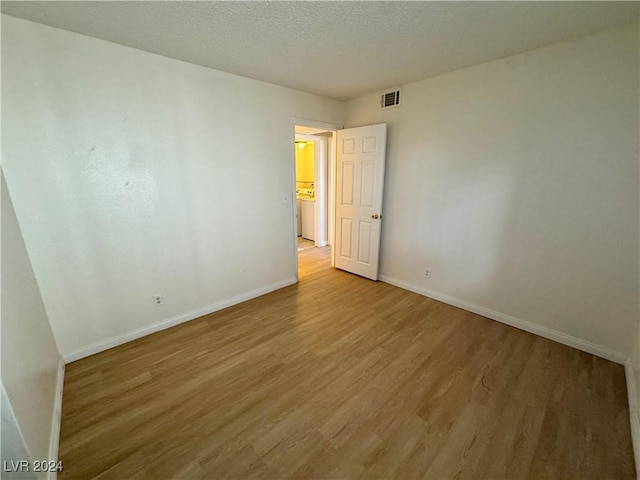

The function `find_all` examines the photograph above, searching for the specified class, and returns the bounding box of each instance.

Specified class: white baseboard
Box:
[624,358,640,479]
[63,278,297,363]
[378,275,626,364]
[48,358,65,480]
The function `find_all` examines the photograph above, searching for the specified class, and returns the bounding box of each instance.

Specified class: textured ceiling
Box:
[2,1,639,101]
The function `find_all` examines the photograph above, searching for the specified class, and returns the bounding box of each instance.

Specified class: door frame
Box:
[295,133,327,249]
[290,118,340,280]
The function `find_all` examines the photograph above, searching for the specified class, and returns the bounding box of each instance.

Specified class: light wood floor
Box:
[59,246,636,479]
[297,237,315,251]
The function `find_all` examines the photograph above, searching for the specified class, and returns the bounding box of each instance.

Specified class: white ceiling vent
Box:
[380,88,401,109]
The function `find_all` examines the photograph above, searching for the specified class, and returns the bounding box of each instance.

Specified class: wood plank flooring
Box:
[59,246,636,479]
[297,237,315,251]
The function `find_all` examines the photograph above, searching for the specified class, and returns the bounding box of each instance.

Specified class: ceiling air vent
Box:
[380,88,401,109]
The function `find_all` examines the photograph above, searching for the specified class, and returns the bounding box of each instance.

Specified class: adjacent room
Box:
[2,2,639,479]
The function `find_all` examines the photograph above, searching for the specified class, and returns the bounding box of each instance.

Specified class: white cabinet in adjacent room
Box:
[300,198,315,241]
[296,198,302,236]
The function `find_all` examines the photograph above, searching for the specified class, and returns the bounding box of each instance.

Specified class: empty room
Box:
[2,1,640,479]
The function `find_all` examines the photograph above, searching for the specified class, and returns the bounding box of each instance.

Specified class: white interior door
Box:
[334,124,387,280]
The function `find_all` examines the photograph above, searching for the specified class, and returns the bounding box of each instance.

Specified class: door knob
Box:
[371,214,380,219]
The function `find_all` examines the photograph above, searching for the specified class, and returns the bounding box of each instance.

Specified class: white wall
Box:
[345,22,639,359]
[1,384,37,480]
[1,170,62,471]
[1,15,344,359]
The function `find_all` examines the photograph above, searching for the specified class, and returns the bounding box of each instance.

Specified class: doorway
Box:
[292,120,338,279]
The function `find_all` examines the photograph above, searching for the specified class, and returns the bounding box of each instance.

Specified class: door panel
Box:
[341,162,355,205]
[340,218,353,259]
[334,124,387,280]
[342,137,356,154]
[363,135,377,153]
[360,161,375,207]
[358,221,372,264]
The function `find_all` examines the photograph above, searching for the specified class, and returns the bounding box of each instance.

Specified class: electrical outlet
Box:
[424,268,431,278]
[153,294,163,305]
